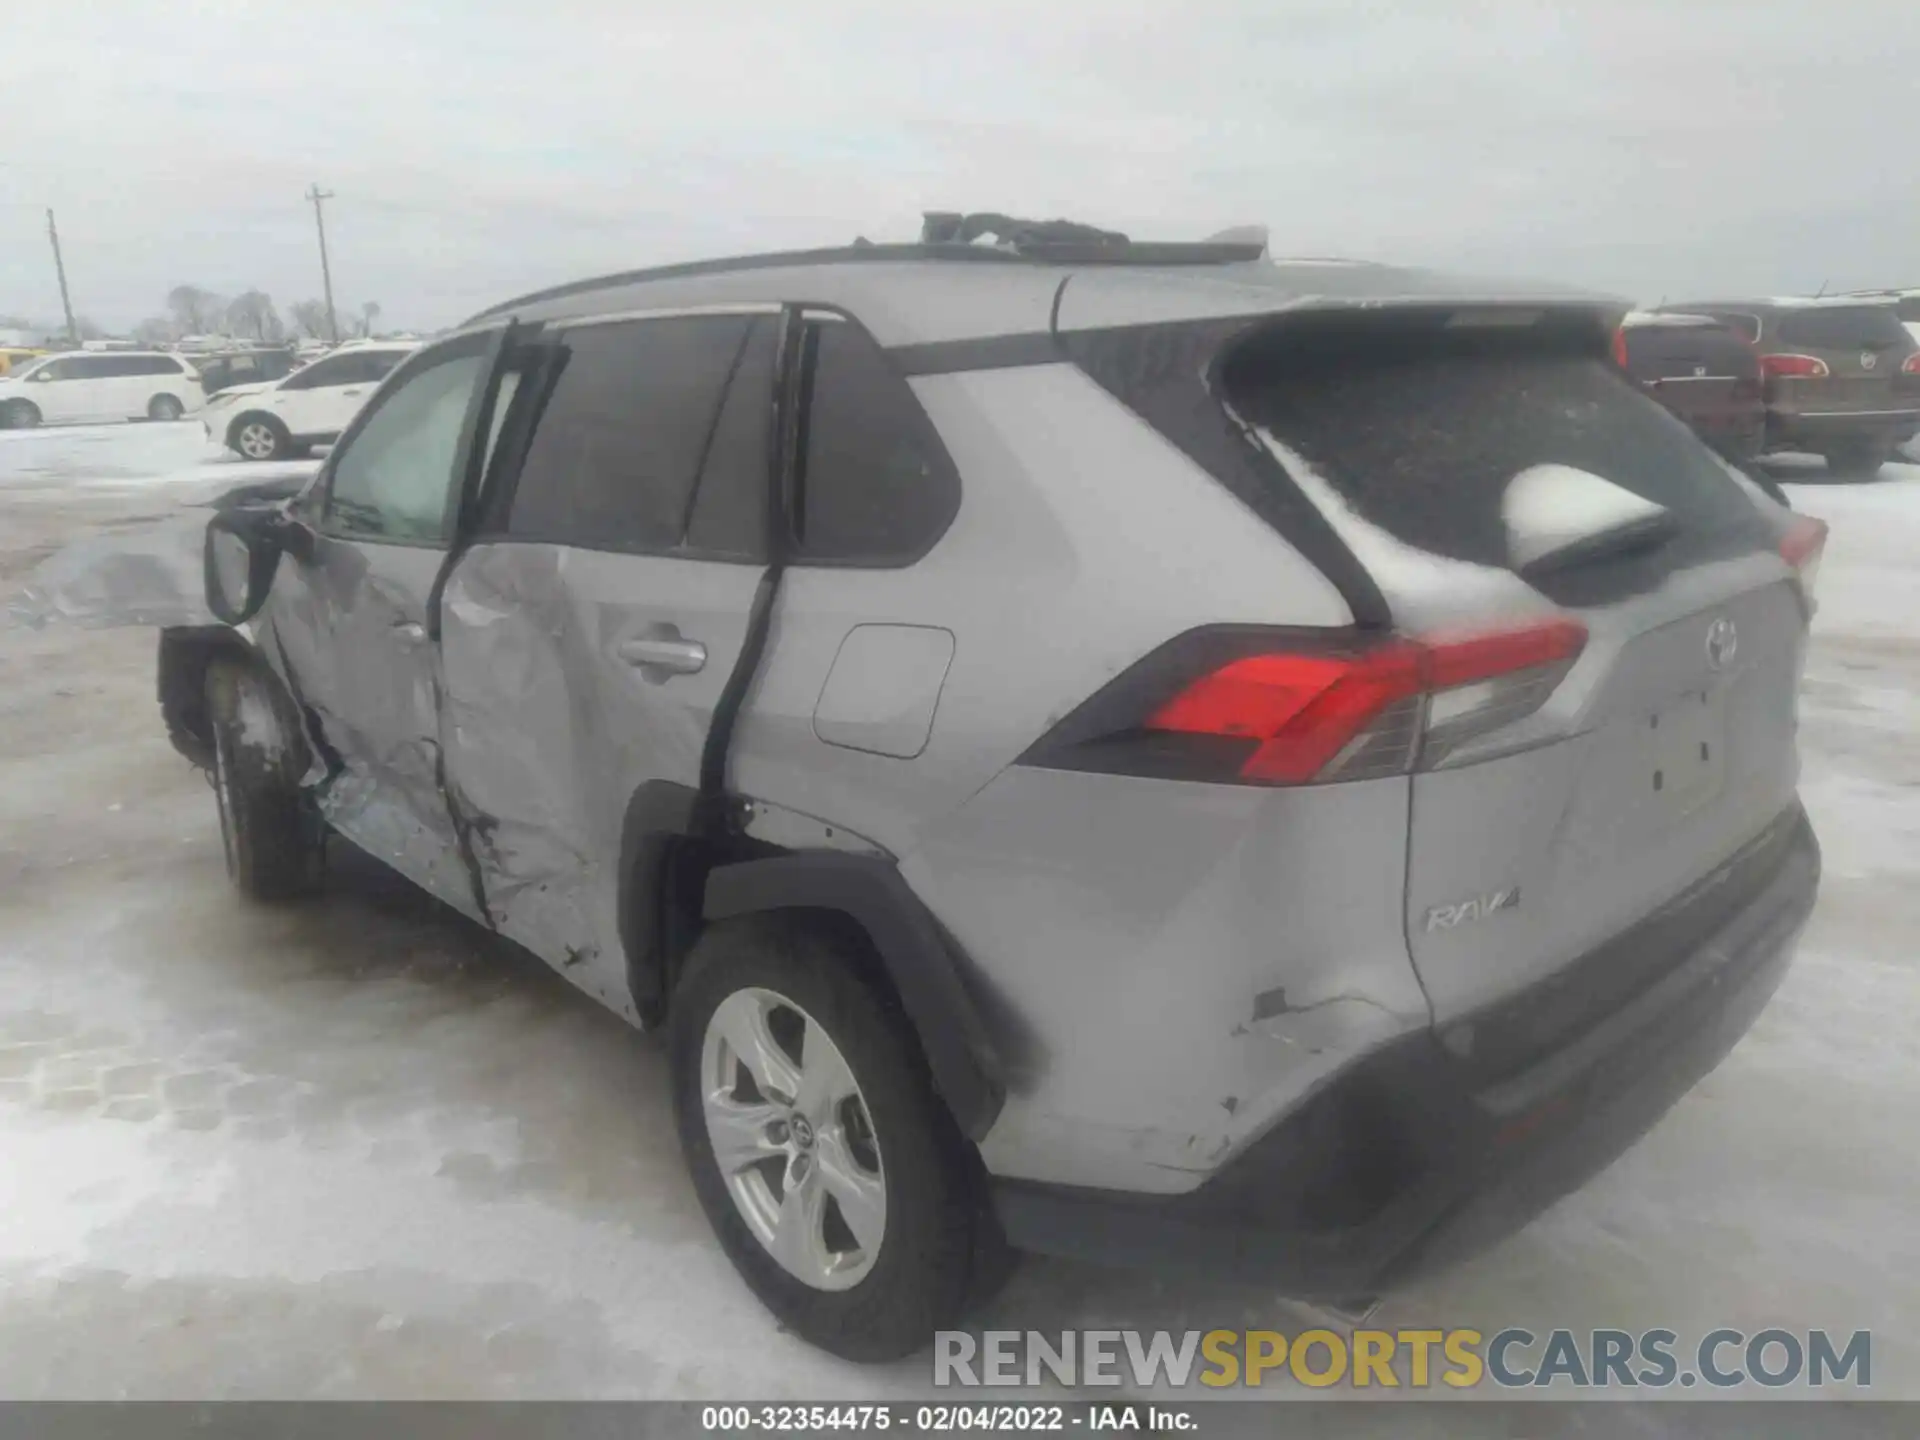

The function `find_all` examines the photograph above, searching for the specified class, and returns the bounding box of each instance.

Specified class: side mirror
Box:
[203,507,292,624]
[1503,463,1676,579]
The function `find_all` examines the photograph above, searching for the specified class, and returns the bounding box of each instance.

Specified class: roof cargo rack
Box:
[919,211,1267,264]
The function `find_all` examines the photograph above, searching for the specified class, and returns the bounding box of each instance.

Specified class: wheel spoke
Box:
[704,1093,784,1176]
[816,1128,886,1256]
[772,1168,832,1280]
[795,1019,859,1120]
[712,992,803,1103]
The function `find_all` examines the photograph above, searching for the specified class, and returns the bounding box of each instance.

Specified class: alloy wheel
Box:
[700,987,887,1291]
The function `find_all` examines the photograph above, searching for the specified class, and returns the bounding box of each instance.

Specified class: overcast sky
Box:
[3,0,1917,333]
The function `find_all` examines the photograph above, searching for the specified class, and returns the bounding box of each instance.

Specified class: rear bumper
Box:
[992,808,1819,1298]
[1768,406,1920,449]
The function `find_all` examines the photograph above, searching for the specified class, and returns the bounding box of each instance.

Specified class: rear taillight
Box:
[1901,353,1920,375]
[1780,515,1828,606]
[1027,619,1589,787]
[1611,329,1630,368]
[1759,353,1830,380]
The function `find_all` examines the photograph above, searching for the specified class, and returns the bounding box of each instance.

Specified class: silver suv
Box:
[166,217,1825,1361]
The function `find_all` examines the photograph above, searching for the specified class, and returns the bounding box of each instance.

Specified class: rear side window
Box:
[1222,316,1769,582]
[506,315,758,552]
[1775,306,1908,350]
[791,319,959,565]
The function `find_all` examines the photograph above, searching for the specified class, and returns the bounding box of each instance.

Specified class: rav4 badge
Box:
[1424,887,1521,932]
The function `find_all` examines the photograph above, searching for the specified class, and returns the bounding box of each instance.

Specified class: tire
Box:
[1,398,41,429]
[671,914,1005,1361]
[148,393,185,422]
[1821,440,1889,477]
[230,414,289,462]
[204,660,322,900]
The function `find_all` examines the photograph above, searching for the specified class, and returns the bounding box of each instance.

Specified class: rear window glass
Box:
[1622,323,1758,378]
[1775,306,1908,349]
[1224,319,1769,579]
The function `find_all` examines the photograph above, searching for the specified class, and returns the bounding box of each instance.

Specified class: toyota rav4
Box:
[160,216,1824,1361]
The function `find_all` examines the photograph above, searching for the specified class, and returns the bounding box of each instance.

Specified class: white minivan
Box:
[201,341,419,460]
[0,351,204,428]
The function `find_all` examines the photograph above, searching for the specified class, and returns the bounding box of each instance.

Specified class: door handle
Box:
[616,635,707,675]
[341,389,362,397]
[392,621,427,646]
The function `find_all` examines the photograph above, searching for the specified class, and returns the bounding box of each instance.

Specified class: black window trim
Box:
[471,302,786,566]
[312,329,501,551]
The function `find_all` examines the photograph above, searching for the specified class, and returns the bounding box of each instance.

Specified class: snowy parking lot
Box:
[1,423,1916,1403]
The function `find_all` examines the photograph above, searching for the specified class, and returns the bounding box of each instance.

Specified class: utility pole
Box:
[46,209,78,344]
[305,183,339,342]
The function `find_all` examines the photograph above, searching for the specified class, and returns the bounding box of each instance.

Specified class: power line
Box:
[306,183,339,343]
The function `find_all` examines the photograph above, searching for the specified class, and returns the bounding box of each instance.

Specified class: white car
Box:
[0,351,204,428]
[201,341,419,460]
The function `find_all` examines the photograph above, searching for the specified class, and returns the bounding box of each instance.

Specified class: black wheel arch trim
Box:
[702,851,1008,1142]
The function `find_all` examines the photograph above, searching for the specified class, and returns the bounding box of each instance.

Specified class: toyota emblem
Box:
[1861,349,1879,370]
[1705,617,1738,671]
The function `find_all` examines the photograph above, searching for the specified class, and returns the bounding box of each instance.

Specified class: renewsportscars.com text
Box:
[934,1328,1871,1390]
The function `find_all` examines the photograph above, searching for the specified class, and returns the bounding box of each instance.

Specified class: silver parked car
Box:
[165,216,1825,1361]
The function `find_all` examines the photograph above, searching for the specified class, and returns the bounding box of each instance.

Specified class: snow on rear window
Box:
[1223,324,1767,573]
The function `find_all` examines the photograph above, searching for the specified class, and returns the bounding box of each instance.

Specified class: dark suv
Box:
[193,347,298,397]
[1659,298,1920,474]
[1614,312,1764,464]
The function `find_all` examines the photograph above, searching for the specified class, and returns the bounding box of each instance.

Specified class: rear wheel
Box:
[231,415,288,461]
[148,393,185,422]
[670,915,1003,1361]
[1821,440,1890,477]
[205,660,322,900]
[1,399,40,429]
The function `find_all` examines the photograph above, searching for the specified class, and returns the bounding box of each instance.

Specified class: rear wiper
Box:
[1517,509,1678,580]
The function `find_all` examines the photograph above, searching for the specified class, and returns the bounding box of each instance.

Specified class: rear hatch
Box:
[1619,317,1762,446]
[1214,309,1813,1024]
[1765,303,1916,414]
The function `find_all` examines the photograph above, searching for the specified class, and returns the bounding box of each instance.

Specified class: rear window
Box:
[1223,317,1769,581]
[1775,305,1908,350]
[1621,322,1758,379]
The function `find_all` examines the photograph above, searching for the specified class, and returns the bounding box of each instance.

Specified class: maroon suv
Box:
[1614,311,1765,465]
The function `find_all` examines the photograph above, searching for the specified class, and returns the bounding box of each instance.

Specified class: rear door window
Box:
[1776,306,1909,350]
[504,314,761,553]
[790,318,959,565]
[1223,315,1770,587]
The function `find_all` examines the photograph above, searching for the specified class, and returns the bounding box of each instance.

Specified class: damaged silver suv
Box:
[164,215,1826,1361]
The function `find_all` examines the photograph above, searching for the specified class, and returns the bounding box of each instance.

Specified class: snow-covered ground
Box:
[1,425,1916,1403]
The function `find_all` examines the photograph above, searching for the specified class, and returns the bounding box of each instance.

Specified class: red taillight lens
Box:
[1611,328,1630,368]
[1759,353,1830,380]
[1901,352,1920,375]
[1135,619,1588,786]
[1780,515,1828,605]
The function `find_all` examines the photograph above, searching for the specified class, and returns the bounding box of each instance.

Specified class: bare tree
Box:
[167,285,226,336]
[226,290,284,342]
[359,300,382,339]
[288,299,332,339]
[73,316,105,341]
[132,316,177,345]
